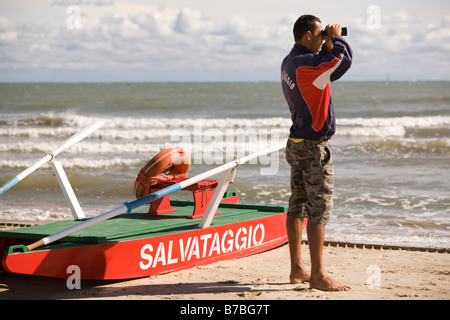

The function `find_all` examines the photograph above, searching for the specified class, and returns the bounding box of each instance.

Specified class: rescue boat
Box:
[0,123,304,280]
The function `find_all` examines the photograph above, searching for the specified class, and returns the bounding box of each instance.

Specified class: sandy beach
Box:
[1,240,448,301]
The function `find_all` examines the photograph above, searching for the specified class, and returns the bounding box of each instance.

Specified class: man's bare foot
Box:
[310,274,351,291]
[290,265,311,284]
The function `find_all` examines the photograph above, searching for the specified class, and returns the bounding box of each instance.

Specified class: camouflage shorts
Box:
[286,139,334,225]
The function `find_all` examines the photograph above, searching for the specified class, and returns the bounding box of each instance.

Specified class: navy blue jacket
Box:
[281,37,352,140]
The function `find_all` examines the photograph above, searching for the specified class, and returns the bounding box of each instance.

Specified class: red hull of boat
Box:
[2,212,288,280]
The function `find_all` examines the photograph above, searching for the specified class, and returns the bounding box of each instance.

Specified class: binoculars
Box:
[321,27,347,36]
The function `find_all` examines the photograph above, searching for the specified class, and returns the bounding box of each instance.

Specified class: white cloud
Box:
[43,6,288,77]
[132,9,174,36]
[0,17,17,44]
[174,7,213,34]
[0,1,449,81]
[347,8,450,80]
[51,0,115,6]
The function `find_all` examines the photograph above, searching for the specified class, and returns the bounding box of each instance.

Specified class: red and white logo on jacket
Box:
[296,55,342,132]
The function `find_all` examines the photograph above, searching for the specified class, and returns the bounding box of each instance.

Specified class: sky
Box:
[0,0,449,82]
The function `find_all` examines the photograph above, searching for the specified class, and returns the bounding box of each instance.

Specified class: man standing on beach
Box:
[281,15,352,291]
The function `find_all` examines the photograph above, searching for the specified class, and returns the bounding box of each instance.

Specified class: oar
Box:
[0,121,104,196]
[25,142,285,251]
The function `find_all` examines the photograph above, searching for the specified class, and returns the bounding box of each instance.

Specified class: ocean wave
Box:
[325,232,450,248]
[2,113,450,140]
[0,127,288,141]
[2,112,292,129]
[0,157,143,170]
[0,141,170,154]
[336,115,450,137]
[342,138,450,156]
[336,125,406,137]
[0,137,287,156]
[21,115,64,127]
[337,115,450,128]
[2,113,450,167]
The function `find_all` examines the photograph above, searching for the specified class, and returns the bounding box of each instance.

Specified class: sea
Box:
[0,81,449,248]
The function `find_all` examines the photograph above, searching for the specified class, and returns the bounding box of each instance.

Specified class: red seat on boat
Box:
[143,177,221,219]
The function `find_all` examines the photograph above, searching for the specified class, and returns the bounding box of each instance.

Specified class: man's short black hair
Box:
[293,15,321,42]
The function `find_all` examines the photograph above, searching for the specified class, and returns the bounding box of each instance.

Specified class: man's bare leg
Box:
[286,215,310,283]
[307,221,351,291]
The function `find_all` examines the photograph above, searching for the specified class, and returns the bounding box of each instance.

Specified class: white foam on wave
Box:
[325,232,450,248]
[0,140,286,169]
[0,141,170,154]
[0,208,72,222]
[62,113,450,131]
[336,125,406,137]
[337,115,450,137]
[2,113,450,140]
[0,157,143,169]
[338,115,450,128]
[28,112,292,130]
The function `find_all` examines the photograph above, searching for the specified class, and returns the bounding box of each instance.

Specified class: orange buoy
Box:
[134,147,191,199]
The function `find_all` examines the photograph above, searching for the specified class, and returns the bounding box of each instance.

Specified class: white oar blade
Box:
[53,121,104,156]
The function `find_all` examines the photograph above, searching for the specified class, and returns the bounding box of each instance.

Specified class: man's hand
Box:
[323,24,342,51]
[326,24,342,37]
